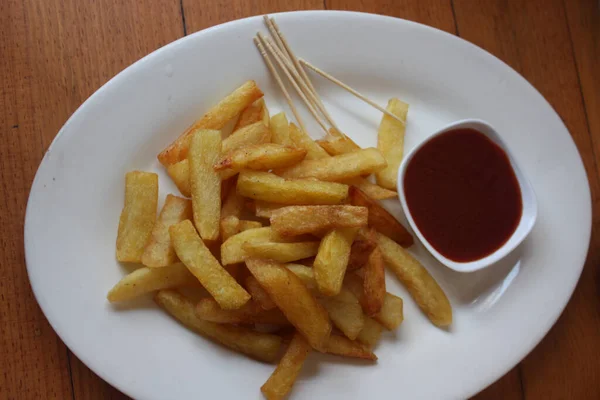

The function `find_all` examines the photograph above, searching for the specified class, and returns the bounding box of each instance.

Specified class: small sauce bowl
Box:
[397,119,537,273]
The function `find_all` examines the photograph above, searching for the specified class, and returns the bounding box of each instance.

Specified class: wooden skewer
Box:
[253,36,307,133]
[299,59,406,126]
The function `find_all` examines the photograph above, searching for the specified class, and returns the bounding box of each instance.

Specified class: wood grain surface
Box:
[1,0,597,399]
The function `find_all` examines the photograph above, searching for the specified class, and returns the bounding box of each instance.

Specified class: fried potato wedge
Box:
[345,274,404,330]
[166,159,191,197]
[317,135,360,156]
[246,259,332,351]
[270,112,292,146]
[237,171,349,205]
[189,129,221,241]
[158,80,263,166]
[107,263,197,302]
[246,275,277,310]
[141,195,192,267]
[155,290,281,362]
[170,220,250,309]
[285,264,317,290]
[356,317,384,349]
[314,228,357,296]
[270,205,367,237]
[349,186,413,247]
[280,148,387,181]
[243,241,320,263]
[362,247,386,316]
[261,333,311,400]
[347,228,377,271]
[234,98,268,131]
[222,121,271,154]
[288,122,329,160]
[341,177,397,200]
[195,297,289,325]
[116,171,158,262]
[376,232,452,327]
[215,143,307,173]
[221,227,276,265]
[376,98,408,189]
[325,335,377,361]
[320,288,365,340]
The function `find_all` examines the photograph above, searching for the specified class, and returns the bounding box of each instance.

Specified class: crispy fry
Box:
[362,247,386,316]
[215,143,307,173]
[261,333,311,400]
[314,228,357,296]
[246,275,277,310]
[356,317,384,349]
[237,171,349,205]
[170,220,250,309]
[325,335,377,361]
[376,232,452,327]
[288,122,329,159]
[345,274,404,330]
[285,264,317,290]
[166,159,191,197]
[107,263,197,302]
[141,195,192,267]
[270,205,368,237]
[234,98,268,131]
[347,228,377,271]
[349,186,413,247]
[155,290,281,362]
[270,112,292,146]
[221,180,245,219]
[243,241,320,263]
[342,177,397,200]
[317,135,360,156]
[220,215,241,241]
[376,98,408,189]
[280,148,387,181]
[221,227,277,265]
[254,201,286,218]
[222,121,271,154]
[320,288,365,340]
[158,81,264,166]
[189,129,221,241]
[116,171,158,262]
[195,297,289,325]
[246,259,331,351]
[239,220,262,231]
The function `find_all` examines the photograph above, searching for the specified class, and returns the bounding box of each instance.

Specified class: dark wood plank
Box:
[453,1,600,399]
[0,0,183,398]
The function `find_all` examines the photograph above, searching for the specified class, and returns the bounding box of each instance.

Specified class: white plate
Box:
[25,11,591,400]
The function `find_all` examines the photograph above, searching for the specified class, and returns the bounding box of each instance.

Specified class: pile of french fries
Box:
[110,80,452,400]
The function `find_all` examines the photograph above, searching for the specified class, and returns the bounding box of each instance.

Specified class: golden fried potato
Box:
[246,259,332,351]
[220,215,241,242]
[280,148,387,181]
[155,290,281,362]
[341,177,397,200]
[362,247,386,316]
[350,187,413,247]
[317,135,360,156]
[254,201,286,218]
[233,98,268,131]
[313,228,357,296]
[222,121,271,154]
[261,333,311,400]
[107,263,197,302]
[195,297,289,325]
[214,143,307,174]
[170,220,250,309]
[141,195,192,267]
[288,122,329,160]
[320,288,365,340]
[166,159,191,197]
[220,227,276,265]
[221,178,245,219]
[239,220,262,231]
[270,112,292,146]
[158,80,264,166]
[189,129,221,241]
[237,171,349,205]
[270,205,368,237]
[116,171,158,262]
[375,98,408,190]
[347,228,377,271]
[325,335,377,361]
[285,264,317,290]
[356,317,384,349]
[246,275,277,310]
[376,232,452,327]
[243,241,320,263]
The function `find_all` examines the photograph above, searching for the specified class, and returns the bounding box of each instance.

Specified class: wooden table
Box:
[1,0,598,398]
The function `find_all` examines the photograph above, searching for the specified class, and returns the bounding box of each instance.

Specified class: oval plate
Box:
[25,11,591,400]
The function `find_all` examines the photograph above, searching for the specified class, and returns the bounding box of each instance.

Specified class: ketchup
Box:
[403,128,522,262]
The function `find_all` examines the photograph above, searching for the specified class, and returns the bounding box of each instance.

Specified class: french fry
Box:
[221,179,245,219]
[376,232,452,327]
[243,241,320,263]
[347,228,377,271]
[189,129,221,241]
[155,290,281,362]
[246,259,332,351]
[314,228,357,296]
[116,171,158,262]
[317,135,360,156]
[349,186,413,247]
[261,333,311,400]
[254,201,285,218]
[325,335,377,361]
[375,98,408,190]
[342,177,397,200]
[157,81,264,166]
[288,122,330,160]
[166,159,191,197]
[214,143,307,173]
[320,288,365,340]
[220,215,241,241]
[141,195,192,267]
[270,205,368,237]
[345,274,404,330]
[239,220,262,231]
[170,220,250,309]
[280,148,387,181]
[195,297,289,325]
[107,263,197,302]
[246,275,277,310]
[237,171,349,205]
[356,317,384,349]
[362,247,386,316]
[285,264,317,290]
[221,227,277,265]
[233,98,268,131]
[222,121,271,154]
[270,112,292,146]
